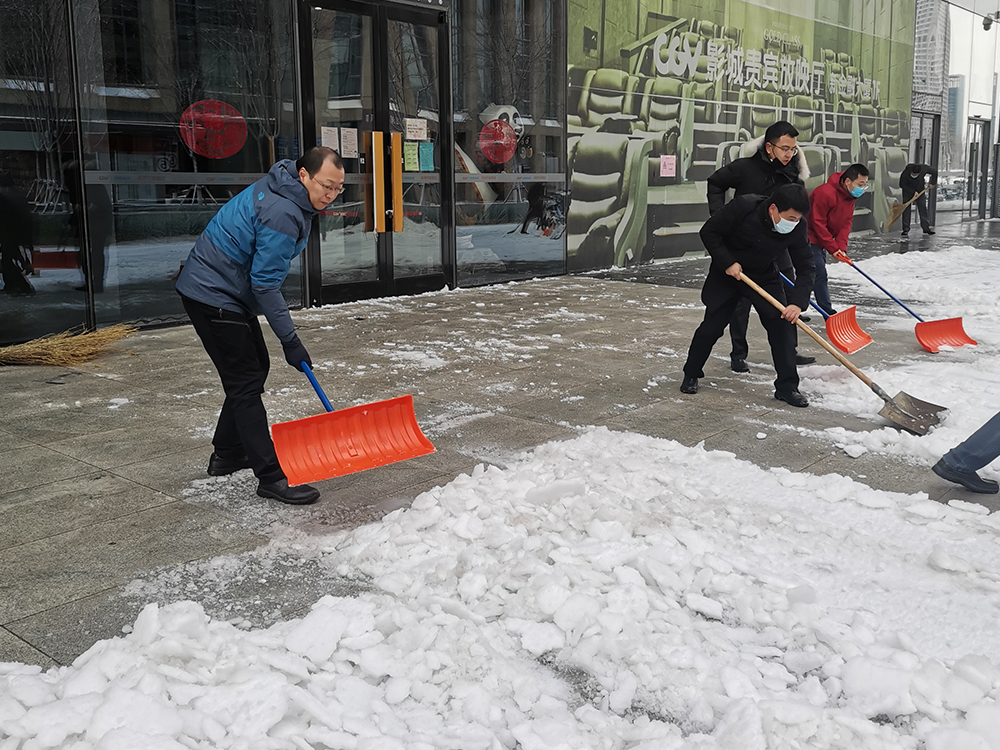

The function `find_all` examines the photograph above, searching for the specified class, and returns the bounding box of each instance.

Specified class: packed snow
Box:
[3,245,1000,749]
[4,426,1000,749]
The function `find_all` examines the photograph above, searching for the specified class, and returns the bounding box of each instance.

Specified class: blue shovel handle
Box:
[848,262,925,322]
[779,272,829,319]
[301,362,335,413]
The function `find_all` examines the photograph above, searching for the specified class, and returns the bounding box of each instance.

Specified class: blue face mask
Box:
[773,217,798,234]
[850,185,866,198]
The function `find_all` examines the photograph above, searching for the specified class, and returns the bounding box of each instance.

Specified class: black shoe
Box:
[257,478,321,505]
[680,376,698,394]
[900,232,909,237]
[799,315,812,323]
[932,459,999,494]
[207,452,251,476]
[795,355,816,365]
[775,390,809,407]
[730,358,750,373]
[924,229,935,235]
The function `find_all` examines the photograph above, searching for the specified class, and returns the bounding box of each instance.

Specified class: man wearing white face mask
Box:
[806,163,869,315]
[681,184,815,407]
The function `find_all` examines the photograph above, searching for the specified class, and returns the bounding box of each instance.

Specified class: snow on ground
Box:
[4,429,1000,749]
[798,245,1000,473]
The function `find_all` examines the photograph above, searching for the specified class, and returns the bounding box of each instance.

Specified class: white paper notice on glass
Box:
[321,126,339,151]
[340,127,359,158]
[660,154,676,178]
[405,117,428,141]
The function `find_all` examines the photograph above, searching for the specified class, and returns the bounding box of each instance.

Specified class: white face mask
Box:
[773,216,798,234]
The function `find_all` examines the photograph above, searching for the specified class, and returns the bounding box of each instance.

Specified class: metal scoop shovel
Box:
[741,273,945,435]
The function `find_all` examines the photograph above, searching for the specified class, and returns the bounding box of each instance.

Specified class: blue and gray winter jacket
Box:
[176,160,317,344]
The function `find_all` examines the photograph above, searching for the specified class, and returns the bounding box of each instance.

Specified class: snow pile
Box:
[801,246,1000,471]
[4,429,1000,749]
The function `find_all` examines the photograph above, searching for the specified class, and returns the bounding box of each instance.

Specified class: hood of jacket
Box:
[824,170,856,197]
[266,159,318,215]
[740,134,810,183]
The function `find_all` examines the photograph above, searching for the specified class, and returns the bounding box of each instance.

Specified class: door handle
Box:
[372,131,386,233]
[390,132,404,232]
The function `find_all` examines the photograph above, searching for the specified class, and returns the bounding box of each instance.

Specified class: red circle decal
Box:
[478,119,517,164]
[179,100,248,159]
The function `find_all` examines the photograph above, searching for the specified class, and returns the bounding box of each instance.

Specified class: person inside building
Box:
[806,163,869,315]
[706,120,815,374]
[932,410,1000,494]
[899,162,936,237]
[176,146,345,505]
[680,184,816,407]
[0,174,36,296]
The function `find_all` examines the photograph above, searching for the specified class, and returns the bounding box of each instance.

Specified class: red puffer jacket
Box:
[807,172,856,255]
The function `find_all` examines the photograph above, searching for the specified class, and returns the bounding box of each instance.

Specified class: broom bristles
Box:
[0,324,137,366]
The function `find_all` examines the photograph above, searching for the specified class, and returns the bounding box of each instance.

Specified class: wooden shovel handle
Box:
[738,273,875,389]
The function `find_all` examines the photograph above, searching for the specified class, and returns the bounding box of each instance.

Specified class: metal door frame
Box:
[295,0,455,307]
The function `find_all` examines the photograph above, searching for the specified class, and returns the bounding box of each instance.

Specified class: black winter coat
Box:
[699,194,815,310]
[706,138,809,215]
[899,164,937,194]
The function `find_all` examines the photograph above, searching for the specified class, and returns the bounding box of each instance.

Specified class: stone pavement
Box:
[2,213,997,667]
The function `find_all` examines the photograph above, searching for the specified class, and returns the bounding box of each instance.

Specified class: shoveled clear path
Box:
[1,215,995,667]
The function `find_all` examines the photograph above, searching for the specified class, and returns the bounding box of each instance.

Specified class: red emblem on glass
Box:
[478,119,517,164]
[179,100,248,159]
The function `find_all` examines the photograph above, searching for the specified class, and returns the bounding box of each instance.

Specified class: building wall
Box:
[565,0,917,271]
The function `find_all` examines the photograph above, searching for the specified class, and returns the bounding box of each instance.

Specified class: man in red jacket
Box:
[806,163,869,315]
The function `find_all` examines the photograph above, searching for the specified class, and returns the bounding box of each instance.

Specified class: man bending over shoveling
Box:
[680,183,815,407]
[176,147,345,505]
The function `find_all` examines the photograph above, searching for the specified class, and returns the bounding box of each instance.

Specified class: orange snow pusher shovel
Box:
[273,363,435,485]
[780,273,873,354]
[741,273,945,435]
[847,261,976,353]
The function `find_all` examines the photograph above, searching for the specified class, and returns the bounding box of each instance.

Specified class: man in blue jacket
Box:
[176,147,344,504]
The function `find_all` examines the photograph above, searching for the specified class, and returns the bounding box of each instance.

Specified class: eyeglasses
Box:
[313,177,345,194]
[770,144,798,155]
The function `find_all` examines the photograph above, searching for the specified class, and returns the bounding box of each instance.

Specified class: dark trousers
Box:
[686,268,799,393]
[729,264,798,360]
[181,294,284,484]
[810,244,834,315]
[901,190,930,233]
[943,410,1000,473]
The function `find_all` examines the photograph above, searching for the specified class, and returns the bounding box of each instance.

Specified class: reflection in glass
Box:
[0,0,86,344]
[313,9,376,285]
[452,0,566,286]
[388,18,443,279]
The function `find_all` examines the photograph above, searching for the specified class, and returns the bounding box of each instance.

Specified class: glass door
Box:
[301,1,452,305]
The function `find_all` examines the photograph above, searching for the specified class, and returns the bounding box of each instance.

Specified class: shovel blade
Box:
[878,391,947,436]
[914,318,977,353]
[824,306,873,354]
[273,395,435,485]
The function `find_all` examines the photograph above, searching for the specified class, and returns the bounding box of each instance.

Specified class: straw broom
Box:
[884,187,929,230]
[0,324,137,366]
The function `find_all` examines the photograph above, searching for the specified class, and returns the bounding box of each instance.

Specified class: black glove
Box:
[282,337,311,372]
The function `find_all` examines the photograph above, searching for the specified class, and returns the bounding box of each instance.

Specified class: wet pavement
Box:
[2,211,998,667]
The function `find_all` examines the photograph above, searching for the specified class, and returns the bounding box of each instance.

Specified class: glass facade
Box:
[452,0,567,286]
[0,0,567,345]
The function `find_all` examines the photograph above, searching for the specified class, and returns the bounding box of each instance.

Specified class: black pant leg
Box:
[181,294,284,484]
[901,191,914,233]
[728,297,751,360]
[916,194,930,231]
[686,270,743,377]
[746,275,798,393]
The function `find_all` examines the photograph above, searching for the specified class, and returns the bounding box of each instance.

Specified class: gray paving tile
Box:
[0,502,262,622]
[0,472,175,551]
[0,427,35,454]
[0,627,57,668]
[0,444,98,496]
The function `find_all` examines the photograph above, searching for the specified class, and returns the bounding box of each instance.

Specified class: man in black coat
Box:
[681,184,816,407]
[899,163,936,236]
[706,121,814,372]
